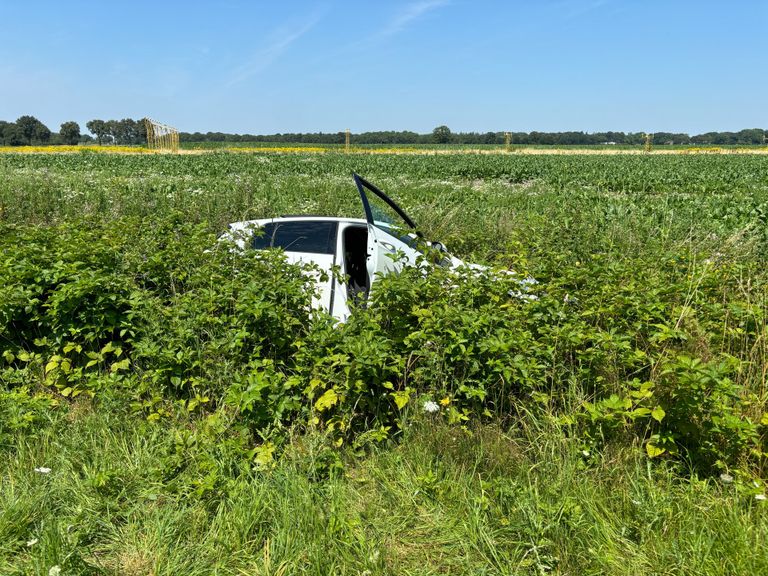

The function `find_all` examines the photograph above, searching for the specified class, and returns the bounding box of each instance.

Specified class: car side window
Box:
[254,221,338,254]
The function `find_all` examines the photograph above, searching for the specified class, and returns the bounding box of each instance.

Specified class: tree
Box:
[2,122,25,146]
[105,120,120,144]
[15,115,38,144]
[120,118,139,144]
[86,119,109,145]
[136,118,148,145]
[432,125,452,144]
[737,128,764,145]
[15,115,50,145]
[34,122,51,144]
[60,121,81,145]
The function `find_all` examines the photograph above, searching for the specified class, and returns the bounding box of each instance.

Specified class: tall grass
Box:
[3,399,766,575]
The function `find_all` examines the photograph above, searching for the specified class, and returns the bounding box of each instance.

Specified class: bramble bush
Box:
[2,214,765,479]
[0,216,314,407]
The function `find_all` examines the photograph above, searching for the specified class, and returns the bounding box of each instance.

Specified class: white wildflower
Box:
[34,467,51,474]
[26,538,38,547]
[509,290,538,301]
[631,499,641,506]
[49,566,61,576]
[581,449,590,457]
[719,473,734,484]
[423,400,440,414]
[755,494,767,501]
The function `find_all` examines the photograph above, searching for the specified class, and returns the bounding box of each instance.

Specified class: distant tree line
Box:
[0,116,147,146]
[2,116,767,147]
[0,116,65,145]
[180,126,768,146]
[84,118,147,145]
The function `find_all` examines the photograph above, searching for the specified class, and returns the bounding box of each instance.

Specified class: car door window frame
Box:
[353,173,420,234]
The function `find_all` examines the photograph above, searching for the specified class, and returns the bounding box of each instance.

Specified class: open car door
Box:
[353,174,423,289]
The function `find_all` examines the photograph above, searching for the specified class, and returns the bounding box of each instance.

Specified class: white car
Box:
[222,174,528,321]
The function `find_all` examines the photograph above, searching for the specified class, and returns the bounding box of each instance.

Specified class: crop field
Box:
[2,151,768,575]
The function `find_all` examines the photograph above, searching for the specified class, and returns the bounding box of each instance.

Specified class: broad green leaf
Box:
[253,442,276,469]
[315,388,339,412]
[110,358,131,372]
[391,390,411,409]
[651,406,666,423]
[63,342,81,354]
[646,442,665,458]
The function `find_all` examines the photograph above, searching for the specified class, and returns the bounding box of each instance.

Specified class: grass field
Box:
[1,151,767,574]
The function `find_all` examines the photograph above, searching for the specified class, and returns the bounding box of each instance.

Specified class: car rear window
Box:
[252,221,338,255]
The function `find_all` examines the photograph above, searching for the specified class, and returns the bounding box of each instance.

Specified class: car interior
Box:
[342,225,369,301]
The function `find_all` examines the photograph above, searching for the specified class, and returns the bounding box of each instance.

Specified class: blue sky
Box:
[1,1,765,134]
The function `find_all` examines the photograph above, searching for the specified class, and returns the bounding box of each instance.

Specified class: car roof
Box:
[228,215,367,231]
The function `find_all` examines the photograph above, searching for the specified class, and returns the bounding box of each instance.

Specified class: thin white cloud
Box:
[301,1,449,67]
[555,0,613,21]
[226,15,321,87]
[380,0,450,38]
